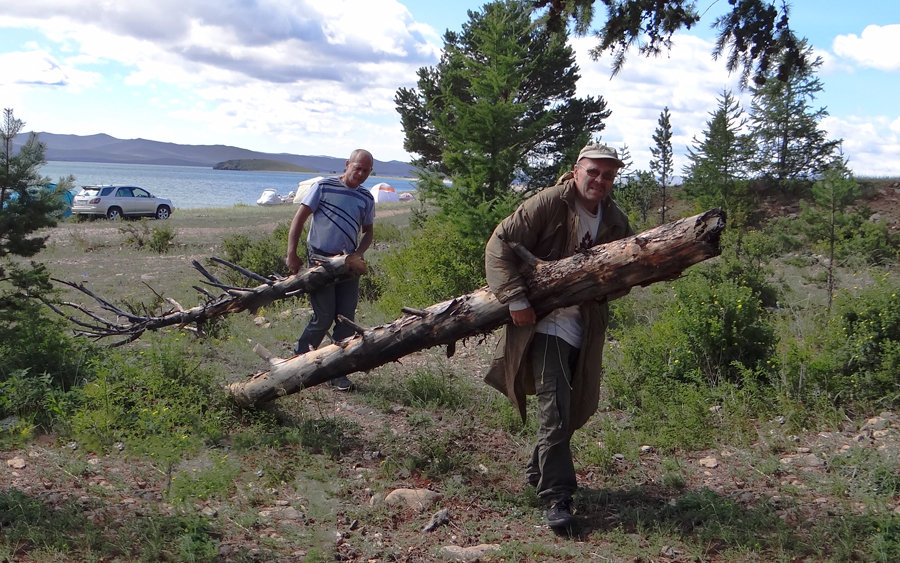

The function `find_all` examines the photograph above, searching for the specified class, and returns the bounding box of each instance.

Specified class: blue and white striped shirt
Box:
[300,176,375,255]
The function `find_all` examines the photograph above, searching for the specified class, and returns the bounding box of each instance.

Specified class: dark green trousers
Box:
[525,333,579,502]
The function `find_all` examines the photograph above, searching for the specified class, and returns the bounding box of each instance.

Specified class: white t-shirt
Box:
[533,202,602,348]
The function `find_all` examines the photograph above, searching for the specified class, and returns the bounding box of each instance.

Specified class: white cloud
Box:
[811,46,852,75]
[0,0,441,161]
[0,50,65,85]
[3,2,898,174]
[572,35,750,174]
[833,24,900,71]
[822,115,900,177]
[0,49,99,90]
[570,32,900,179]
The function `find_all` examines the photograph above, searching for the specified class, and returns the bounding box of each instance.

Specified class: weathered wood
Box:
[228,209,727,407]
[50,254,367,346]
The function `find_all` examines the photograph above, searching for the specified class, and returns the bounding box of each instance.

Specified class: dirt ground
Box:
[3,334,899,561]
[3,186,899,561]
[757,178,900,232]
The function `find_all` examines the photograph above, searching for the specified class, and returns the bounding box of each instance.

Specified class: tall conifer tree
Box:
[395,0,611,237]
[747,41,840,188]
[682,90,752,227]
[1,108,65,262]
[650,106,673,224]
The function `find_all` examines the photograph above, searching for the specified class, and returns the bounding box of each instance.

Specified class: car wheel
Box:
[155,205,171,220]
[106,207,123,220]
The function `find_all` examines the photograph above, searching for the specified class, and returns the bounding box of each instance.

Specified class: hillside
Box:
[12,132,417,178]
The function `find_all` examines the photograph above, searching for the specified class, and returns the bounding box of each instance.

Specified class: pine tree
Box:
[616,142,635,182]
[682,90,753,228]
[650,106,673,224]
[615,169,656,228]
[2,108,83,401]
[747,41,840,188]
[533,0,807,86]
[809,155,858,311]
[1,108,66,262]
[395,0,611,236]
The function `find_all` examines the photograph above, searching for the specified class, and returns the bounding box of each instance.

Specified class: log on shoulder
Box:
[228,208,727,407]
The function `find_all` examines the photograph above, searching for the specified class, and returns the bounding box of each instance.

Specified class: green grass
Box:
[3,199,899,561]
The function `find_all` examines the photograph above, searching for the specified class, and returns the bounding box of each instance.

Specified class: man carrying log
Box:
[285,149,375,391]
[484,141,633,530]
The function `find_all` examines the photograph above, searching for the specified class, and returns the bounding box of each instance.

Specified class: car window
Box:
[115,187,134,197]
[100,187,116,196]
[133,188,151,198]
[78,187,101,196]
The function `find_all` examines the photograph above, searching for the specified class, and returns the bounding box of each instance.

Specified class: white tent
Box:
[293,176,325,204]
[369,182,400,203]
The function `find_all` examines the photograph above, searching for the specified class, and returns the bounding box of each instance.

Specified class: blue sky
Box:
[1,1,898,176]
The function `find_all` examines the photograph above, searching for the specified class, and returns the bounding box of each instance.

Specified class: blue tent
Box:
[54,184,75,218]
[2,183,73,218]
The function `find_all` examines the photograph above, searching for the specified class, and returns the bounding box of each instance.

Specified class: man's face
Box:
[344,154,374,188]
[573,157,619,211]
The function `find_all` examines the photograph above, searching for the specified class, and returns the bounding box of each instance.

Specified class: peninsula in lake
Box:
[213,159,316,173]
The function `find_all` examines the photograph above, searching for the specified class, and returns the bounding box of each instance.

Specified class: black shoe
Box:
[326,375,355,391]
[546,498,574,528]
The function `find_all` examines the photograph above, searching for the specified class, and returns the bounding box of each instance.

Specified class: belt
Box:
[309,246,340,258]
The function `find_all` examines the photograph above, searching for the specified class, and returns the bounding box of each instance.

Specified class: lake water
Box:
[39,161,419,210]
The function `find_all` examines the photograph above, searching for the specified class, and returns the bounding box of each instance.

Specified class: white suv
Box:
[71,185,173,220]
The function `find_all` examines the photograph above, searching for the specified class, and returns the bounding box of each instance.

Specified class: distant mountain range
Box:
[13,132,417,178]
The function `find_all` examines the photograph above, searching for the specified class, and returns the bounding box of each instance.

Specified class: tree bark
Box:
[228,208,726,407]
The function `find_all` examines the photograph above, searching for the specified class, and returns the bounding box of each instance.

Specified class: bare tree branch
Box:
[51,254,368,343]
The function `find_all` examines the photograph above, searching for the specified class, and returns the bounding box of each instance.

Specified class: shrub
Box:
[70,333,233,459]
[633,378,719,450]
[794,202,900,267]
[402,368,469,410]
[619,272,776,388]
[481,394,538,436]
[220,223,292,281]
[0,370,76,442]
[373,221,404,244]
[119,220,177,253]
[702,228,781,308]
[374,217,485,317]
[357,261,381,302]
[798,274,900,407]
[834,209,900,266]
[0,263,96,435]
[149,222,177,253]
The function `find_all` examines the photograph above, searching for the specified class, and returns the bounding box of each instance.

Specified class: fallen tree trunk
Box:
[229,208,727,407]
[50,254,367,346]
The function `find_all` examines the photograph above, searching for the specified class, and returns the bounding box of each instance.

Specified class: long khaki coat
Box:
[484,177,633,430]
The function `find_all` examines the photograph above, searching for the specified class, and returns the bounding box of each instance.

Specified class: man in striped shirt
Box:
[286,149,376,391]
